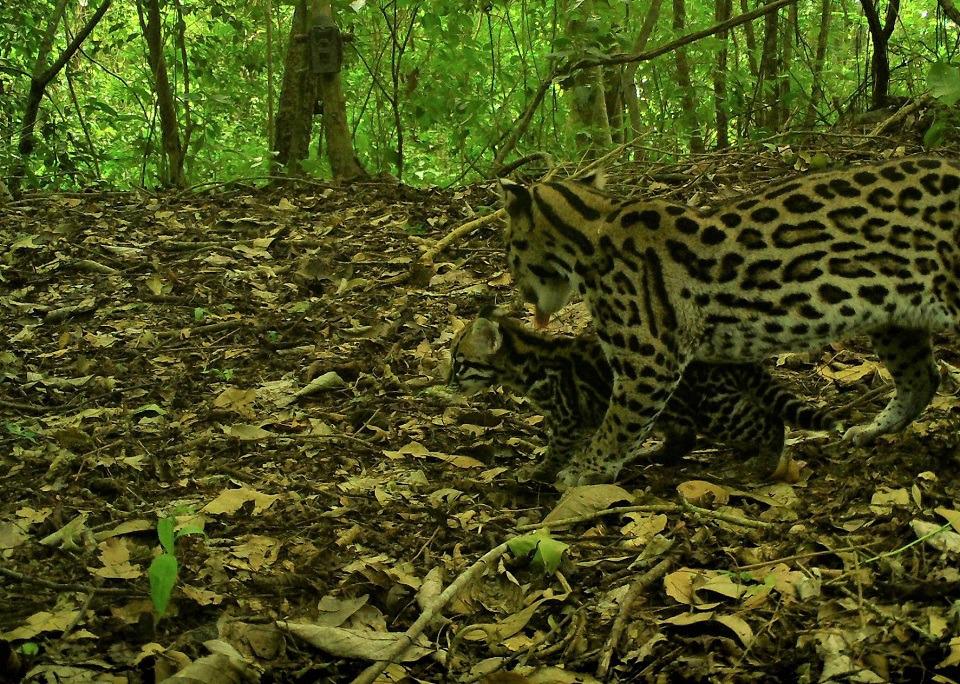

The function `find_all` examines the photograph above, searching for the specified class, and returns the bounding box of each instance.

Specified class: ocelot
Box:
[448,313,837,481]
[500,156,956,486]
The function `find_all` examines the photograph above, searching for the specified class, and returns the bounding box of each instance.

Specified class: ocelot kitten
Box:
[448,314,837,481]
[500,156,955,486]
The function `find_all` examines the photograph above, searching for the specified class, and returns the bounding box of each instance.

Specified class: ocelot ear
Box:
[498,178,531,215]
[575,169,607,189]
[470,318,503,356]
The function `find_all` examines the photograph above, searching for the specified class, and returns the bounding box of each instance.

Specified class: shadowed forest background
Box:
[4,0,960,682]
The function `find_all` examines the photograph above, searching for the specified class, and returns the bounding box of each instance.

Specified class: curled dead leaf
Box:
[677,480,730,506]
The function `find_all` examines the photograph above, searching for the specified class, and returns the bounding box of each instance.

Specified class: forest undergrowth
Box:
[2,143,960,682]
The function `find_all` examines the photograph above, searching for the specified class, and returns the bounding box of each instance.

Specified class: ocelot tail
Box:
[500,156,955,486]
[448,313,837,481]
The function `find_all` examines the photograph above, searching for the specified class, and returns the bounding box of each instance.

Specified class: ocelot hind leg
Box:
[843,327,940,445]
[648,423,697,463]
[708,394,788,479]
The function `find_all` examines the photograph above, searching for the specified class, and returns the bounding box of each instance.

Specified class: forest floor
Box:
[2,147,960,683]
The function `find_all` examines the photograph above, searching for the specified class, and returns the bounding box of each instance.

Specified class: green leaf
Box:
[157,516,176,554]
[531,536,569,575]
[149,554,178,616]
[507,531,541,558]
[508,531,570,575]
[928,63,960,106]
[132,403,167,417]
[176,524,207,540]
[923,118,948,148]
[19,642,39,656]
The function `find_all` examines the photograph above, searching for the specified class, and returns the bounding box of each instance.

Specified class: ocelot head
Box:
[447,316,506,394]
[498,171,607,328]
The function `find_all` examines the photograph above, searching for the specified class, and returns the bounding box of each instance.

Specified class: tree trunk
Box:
[713,0,732,148]
[9,0,112,195]
[739,0,758,77]
[758,6,780,129]
[316,1,366,179]
[273,0,318,174]
[858,0,899,109]
[570,65,613,153]
[938,0,960,24]
[779,1,795,118]
[804,0,832,126]
[604,67,624,144]
[171,0,193,155]
[565,0,613,155]
[266,0,275,149]
[673,0,704,153]
[623,0,663,142]
[137,0,185,187]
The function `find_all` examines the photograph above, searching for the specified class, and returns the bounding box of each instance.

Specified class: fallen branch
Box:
[419,209,504,266]
[515,504,680,532]
[0,565,130,595]
[158,319,245,340]
[832,382,893,416]
[869,95,930,137]
[350,540,513,684]
[0,398,47,414]
[596,556,673,678]
[735,542,878,571]
[60,578,103,641]
[681,501,775,529]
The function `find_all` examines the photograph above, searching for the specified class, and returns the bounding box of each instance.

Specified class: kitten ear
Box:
[575,169,607,189]
[478,303,500,319]
[470,318,503,355]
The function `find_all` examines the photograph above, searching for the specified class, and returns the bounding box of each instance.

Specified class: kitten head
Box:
[447,316,505,394]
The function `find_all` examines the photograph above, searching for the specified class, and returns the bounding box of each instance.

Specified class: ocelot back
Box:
[500,156,956,486]
[448,314,836,481]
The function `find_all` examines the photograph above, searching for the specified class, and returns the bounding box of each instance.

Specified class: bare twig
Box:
[681,500,775,529]
[832,383,893,416]
[419,210,504,266]
[562,0,795,75]
[349,540,513,684]
[596,557,673,678]
[515,504,680,532]
[734,542,878,571]
[60,578,103,640]
[0,565,130,595]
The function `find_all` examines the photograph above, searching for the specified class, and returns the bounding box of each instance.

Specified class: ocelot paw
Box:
[517,462,558,484]
[555,466,617,490]
[842,419,905,446]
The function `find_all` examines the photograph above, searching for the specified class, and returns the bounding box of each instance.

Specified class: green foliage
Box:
[148,514,206,617]
[508,530,570,575]
[0,0,954,190]
[4,422,38,443]
[205,366,235,381]
[928,63,960,106]
[19,642,39,657]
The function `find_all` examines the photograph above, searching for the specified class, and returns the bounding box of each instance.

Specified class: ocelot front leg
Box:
[843,326,940,445]
[556,351,687,487]
[517,420,584,483]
